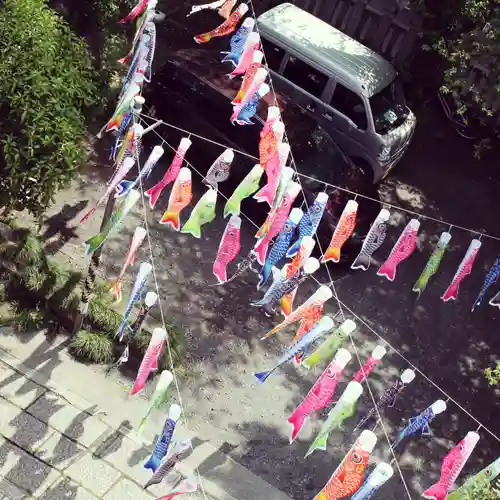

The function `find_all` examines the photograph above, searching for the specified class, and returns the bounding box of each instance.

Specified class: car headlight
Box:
[377,146,391,163]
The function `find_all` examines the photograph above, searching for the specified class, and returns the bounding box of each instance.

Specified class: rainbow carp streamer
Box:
[261,286,332,340]
[306,381,363,457]
[254,316,334,384]
[313,430,377,499]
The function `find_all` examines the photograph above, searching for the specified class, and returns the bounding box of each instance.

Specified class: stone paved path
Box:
[0,359,210,500]
[0,329,292,500]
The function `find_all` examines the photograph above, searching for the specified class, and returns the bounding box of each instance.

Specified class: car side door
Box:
[323,80,372,161]
[260,37,330,124]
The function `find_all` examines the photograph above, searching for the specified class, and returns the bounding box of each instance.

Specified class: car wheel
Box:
[350,158,374,185]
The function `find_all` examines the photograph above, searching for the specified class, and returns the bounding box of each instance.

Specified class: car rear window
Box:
[282,56,328,99]
[261,38,286,72]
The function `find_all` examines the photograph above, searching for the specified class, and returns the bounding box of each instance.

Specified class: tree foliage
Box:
[436,1,500,127]
[0,0,98,216]
[412,0,500,147]
[461,480,500,499]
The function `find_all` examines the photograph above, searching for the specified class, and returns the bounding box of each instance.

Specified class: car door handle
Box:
[306,104,315,112]
[322,112,333,121]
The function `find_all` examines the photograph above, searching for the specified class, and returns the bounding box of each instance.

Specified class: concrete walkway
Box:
[0,328,292,500]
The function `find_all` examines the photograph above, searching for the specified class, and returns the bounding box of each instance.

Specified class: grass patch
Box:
[0,222,186,371]
[70,330,113,364]
[11,304,44,333]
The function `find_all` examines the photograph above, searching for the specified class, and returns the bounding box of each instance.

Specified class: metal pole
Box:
[73,96,145,335]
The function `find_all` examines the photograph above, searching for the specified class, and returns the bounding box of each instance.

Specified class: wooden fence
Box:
[256,0,423,67]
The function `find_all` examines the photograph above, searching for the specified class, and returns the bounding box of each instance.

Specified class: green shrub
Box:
[87,282,122,334]
[70,330,113,364]
[0,228,186,369]
[0,0,98,216]
[486,362,500,386]
[460,480,500,499]
[15,235,43,267]
[21,266,46,293]
[11,305,44,332]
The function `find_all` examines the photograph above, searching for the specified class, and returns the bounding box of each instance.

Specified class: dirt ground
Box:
[24,2,500,499]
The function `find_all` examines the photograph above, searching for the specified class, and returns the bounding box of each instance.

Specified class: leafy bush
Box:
[485,362,500,385]
[410,0,500,151]
[461,480,500,499]
[87,282,122,334]
[11,305,44,333]
[70,330,114,364]
[0,0,98,216]
[0,225,186,371]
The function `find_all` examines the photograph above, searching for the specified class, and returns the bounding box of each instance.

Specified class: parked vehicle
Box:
[257,2,416,181]
[144,7,385,264]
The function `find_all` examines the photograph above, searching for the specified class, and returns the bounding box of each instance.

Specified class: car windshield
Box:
[369,81,408,134]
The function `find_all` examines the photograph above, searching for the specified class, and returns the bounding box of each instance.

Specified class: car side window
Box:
[329,83,367,129]
[261,39,286,72]
[281,56,328,99]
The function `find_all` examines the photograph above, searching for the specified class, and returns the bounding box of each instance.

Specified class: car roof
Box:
[257,3,397,97]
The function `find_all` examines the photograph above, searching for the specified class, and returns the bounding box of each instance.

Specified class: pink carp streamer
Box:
[145,137,192,209]
[120,0,149,23]
[110,227,147,302]
[131,327,167,395]
[423,432,480,500]
[352,345,387,383]
[377,218,420,281]
[288,349,351,442]
[442,239,482,302]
